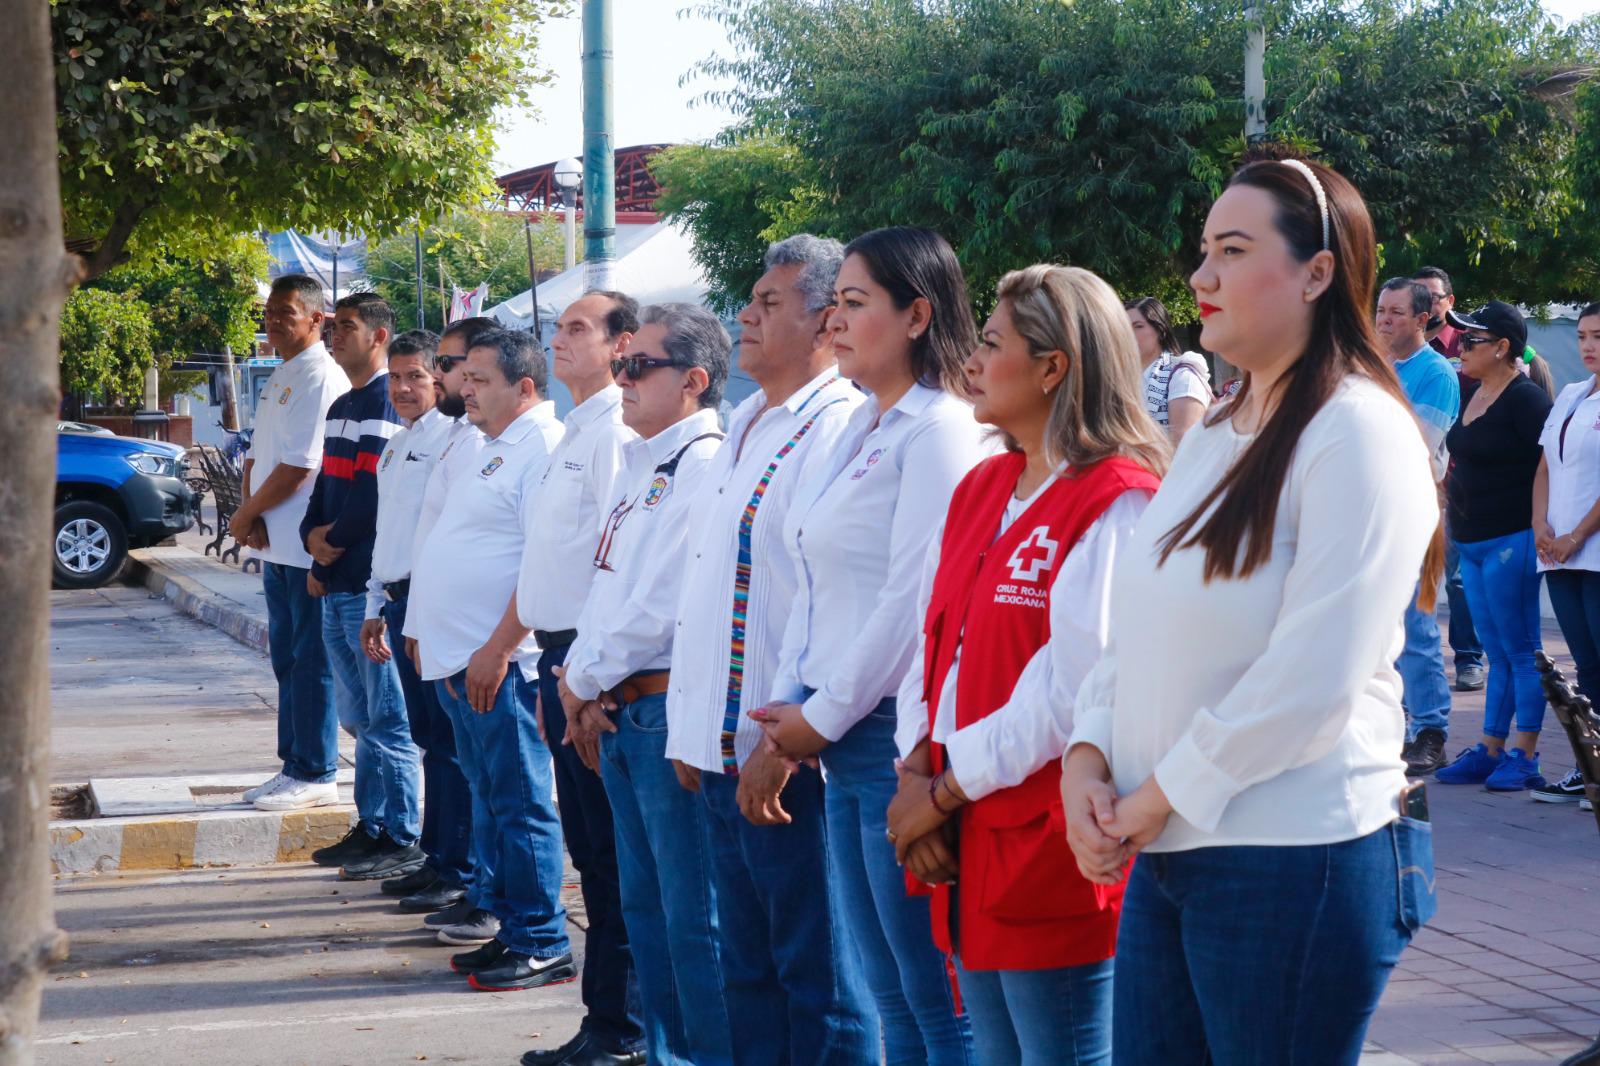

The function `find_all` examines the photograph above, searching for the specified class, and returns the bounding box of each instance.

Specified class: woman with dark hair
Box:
[1534,302,1600,806]
[1062,154,1441,1064]
[1432,301,1552,791]
[754,226,989,1064]
[886,264,1167,1065]
[1126,296,1212,444]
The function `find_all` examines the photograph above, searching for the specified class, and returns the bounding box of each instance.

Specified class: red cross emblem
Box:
[1007,526,1059,583]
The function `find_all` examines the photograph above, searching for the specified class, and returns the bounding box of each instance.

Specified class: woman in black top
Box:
[1435,301,1553,791]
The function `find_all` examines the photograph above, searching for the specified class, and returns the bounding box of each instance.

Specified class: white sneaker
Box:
[254,779,339,811]
[242,772,288,803]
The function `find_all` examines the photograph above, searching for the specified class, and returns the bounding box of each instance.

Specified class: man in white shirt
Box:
[664,237,876,1062]
[514,293,646,1066]
[237,275,350,810]
[352,330,476,915]
[554,304,733,1064]
[407,330,573,993]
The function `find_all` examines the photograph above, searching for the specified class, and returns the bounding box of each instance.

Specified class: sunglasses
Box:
[1458,334,1500,351]
[613,354,691,381]
[436,354,467,372]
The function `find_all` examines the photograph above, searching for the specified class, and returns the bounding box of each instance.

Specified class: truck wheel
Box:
[52,501,129,589]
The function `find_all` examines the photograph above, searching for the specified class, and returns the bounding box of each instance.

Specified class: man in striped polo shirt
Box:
[288,292,423,882]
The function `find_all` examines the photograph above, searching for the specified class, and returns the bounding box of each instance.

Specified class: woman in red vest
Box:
[886,263,1169,1065]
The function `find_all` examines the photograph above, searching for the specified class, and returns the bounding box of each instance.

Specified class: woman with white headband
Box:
[1061,152,1442,1064]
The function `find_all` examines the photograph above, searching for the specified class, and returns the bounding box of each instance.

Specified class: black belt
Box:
[534,628,577,651]
[382,579,410,602]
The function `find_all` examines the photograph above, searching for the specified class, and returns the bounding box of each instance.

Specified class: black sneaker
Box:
[339,832,425,882]
[448,938,508,975]
[424,899,473,929]
[436,908,501,946]
[380,866,439,897]
[1532,768,1589,804]
[522,1031,646,1066]
[467,950,577,992]
[311,823,382,868]
[398,882,467,915]
[1402,729,1447,776]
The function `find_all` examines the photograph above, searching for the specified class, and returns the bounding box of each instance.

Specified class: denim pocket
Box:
[623,693,669,734]
[1393,817,1437,934]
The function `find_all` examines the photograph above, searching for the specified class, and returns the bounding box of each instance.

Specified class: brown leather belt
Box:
[607,671,670,706]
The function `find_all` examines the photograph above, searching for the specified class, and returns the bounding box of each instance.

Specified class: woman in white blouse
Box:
[1532,301,1600,805]
[1061,155,1442,1064]
[754,226,989,1065]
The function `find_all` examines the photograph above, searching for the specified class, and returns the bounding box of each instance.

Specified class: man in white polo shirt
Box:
[664,236,876,1063]
[515,292,645,1066]
[237,274,350,809]
[555,303,732,1065]
[407,329,573,993]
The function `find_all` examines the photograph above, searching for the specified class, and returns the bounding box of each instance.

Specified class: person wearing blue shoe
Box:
[1435,301,1552,791]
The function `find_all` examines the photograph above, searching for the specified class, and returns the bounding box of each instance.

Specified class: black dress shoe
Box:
[1402,728,1447,776]
[466,950,576,992]
[521,1031,645,1066]
[397,882,466,914]
[448,938,508,975]
[312,822,382,867]
[339,832,426,881]
[380,865,439,897]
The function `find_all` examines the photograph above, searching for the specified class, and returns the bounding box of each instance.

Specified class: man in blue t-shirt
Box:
[1378,277,1460,775]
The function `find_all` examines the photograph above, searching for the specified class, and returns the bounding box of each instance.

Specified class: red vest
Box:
[921,451,1159,971]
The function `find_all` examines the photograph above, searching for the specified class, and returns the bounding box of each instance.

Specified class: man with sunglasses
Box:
[555,304,734,1065]
[514,291,646,1066]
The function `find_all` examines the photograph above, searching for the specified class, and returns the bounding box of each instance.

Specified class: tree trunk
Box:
[0,1,77,1060]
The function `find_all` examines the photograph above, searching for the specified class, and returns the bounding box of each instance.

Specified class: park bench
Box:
[192,445,260,574]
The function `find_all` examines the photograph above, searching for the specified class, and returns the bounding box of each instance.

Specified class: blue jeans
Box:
[1454,531,1547,738]
[433,671,569,958]
[322,591,420,844]
[1113,821,1434,1065]
[536,643,642,1053]
[599,691,733,1065]
[700,764,878,1066]
[819,700,976,1066]
[385,596,472,888]
[955,957,1112,1066]
[1545,569,1600,710]
[1398,591,1452,740]
[1444,533,1486,671]
[264,562,336,784]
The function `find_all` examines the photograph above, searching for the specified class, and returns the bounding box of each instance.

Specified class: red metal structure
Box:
[495,143,669,224]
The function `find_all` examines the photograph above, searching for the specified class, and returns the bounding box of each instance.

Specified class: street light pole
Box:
[1244,3,1267,143]
[581,0,616,290]
[413,230,425,330]
[554,157,582,273]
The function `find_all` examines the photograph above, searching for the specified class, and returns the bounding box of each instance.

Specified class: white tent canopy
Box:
[486,221,711,334]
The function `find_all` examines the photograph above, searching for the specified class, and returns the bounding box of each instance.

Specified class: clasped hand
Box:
[553,666,616,774]
[885,758,959,886]
[1061,746,1173,885]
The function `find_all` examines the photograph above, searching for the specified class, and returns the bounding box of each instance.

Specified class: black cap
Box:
[1447,301,1528,358]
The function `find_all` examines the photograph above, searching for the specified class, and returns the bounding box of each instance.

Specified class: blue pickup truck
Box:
[54,426,199,588]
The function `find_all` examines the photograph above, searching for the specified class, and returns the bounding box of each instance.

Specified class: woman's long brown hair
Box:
[1157,153,1445,608]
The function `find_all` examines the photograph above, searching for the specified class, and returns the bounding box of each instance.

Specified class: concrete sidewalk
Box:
[125,543,268,652]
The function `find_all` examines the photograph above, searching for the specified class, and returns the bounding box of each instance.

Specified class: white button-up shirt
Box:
[895,490,1150,801]
[245,342,349,568]
[409,417,484,571]
[562,408,725,702]
[772,383,994,741]
[666,369,864,773]
[1540,378,1600,573]
[516,385,636,634]
[364,408,451,619]
[407,402,564,681]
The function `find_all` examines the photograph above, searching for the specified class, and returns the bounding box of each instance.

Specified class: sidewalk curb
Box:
[125,549,267,652]
[51,807,355,875]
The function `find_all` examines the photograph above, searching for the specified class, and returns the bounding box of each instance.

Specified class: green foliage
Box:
[652,137,826,314]
[59,234,269,404]
[678,0,1597,316]
[366,210,574,331]
[51,0,565,276]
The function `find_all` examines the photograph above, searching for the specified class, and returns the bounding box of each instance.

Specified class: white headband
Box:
[1280,159,1330,252]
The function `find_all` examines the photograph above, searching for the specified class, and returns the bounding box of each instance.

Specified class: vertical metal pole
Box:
[414,230,426,330]
[331,235,340,307]
[564,194,577,272]
[524,215,542,339]
[1244,3,1267,143]
[581,0,616,290]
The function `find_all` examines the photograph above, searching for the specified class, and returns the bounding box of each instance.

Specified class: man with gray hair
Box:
[554,303,732,1064]
[664,236,877,1061]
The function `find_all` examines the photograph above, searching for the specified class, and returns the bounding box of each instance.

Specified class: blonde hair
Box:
[996,264,1170,477]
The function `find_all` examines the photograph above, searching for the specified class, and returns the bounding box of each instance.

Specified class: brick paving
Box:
[1364,617,1600,1064]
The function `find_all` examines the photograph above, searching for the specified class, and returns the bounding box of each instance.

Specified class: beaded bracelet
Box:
[930,770,961,815]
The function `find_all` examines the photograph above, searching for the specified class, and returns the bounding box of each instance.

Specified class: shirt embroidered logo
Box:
[593,498,635,573]
[848,448,884,481]
[1007,526,1059,583]
[278,386,292,405]
[644,474,671,508]
[380,448,395,472]
[480,456,504,478]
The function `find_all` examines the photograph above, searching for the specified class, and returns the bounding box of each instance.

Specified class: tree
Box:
[53,0,567,281]
[677,0,1597,313]
[366,209,572,330]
